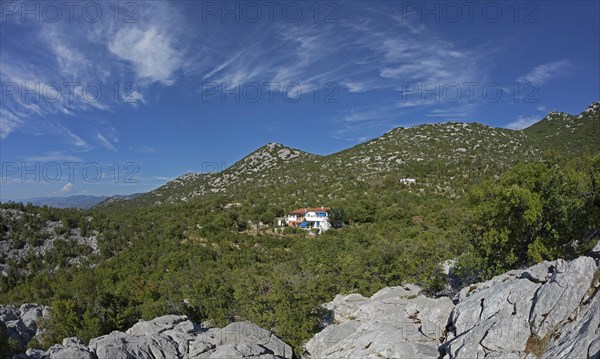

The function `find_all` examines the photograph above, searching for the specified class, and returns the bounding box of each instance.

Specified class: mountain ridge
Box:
[97,101,599,208]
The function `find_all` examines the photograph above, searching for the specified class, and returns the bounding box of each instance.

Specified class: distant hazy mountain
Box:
[5,195,108,209]
[4,194,144,209]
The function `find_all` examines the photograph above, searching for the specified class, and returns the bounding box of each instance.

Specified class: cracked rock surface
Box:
[22,315,292,359]
[441,255,599,359]
[0,304,49,351]
[305,246,600,359]
[303,284,454,358]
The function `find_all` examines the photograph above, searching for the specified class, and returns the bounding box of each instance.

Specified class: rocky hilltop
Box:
[3,242,599,359]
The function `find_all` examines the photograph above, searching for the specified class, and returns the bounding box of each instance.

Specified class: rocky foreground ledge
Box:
[2,313,292,359]
[2,242,599,359]
[305,245,600,359]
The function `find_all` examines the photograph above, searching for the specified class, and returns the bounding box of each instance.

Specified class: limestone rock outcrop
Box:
[305,248,600,359]
[304,284,454,358]
[441,256,598,359]
[0,304,49,350]
[22,315,292,359]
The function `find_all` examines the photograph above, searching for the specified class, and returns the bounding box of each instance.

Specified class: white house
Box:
[400,178,416,185]
[286,207,331,233]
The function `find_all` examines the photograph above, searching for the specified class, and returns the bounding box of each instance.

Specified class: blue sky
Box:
[1,0,599,200]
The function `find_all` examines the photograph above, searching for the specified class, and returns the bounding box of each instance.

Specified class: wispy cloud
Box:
[49,123,91,150]
[65,131,90,149]
[517,60,572,85]
[0,1,189,142]
[332,103,413,142]
[506,115,542,130]
[1,2,531,151]
[96,132,118,152]
[188,8,487,142]
[0,108,24,139]
[202,51,246,81]
[505,102,550,130]
[23,151,82,162]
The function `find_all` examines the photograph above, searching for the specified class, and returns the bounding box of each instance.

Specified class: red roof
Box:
[288,207,331,214]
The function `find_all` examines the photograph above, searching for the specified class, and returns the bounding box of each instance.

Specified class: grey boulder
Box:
[442,255,599,359]
[304,285,454,358]
[0,303,49,350]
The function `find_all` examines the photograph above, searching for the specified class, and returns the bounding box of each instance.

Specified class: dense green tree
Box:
[464,158,600,278]
[329,207,347,228]
[41,299,81,347]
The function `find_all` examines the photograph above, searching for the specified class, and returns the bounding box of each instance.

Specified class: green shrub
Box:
[464,157,600,278]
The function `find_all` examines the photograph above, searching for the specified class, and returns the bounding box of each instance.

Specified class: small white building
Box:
[400,178,416,185]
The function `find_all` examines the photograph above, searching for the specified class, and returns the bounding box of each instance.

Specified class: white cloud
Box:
[344,81,384,93]
[321,13,486,140]
[0,42,106,140]
[196,11,486,132]
[517,60,571,85]
[332,103,409,141]
[109,26,183,85]
[378,39,476,86]
[341,106,399,123]
[506,115,541,130]
[54,182,73,195]
[345,82,367,93]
